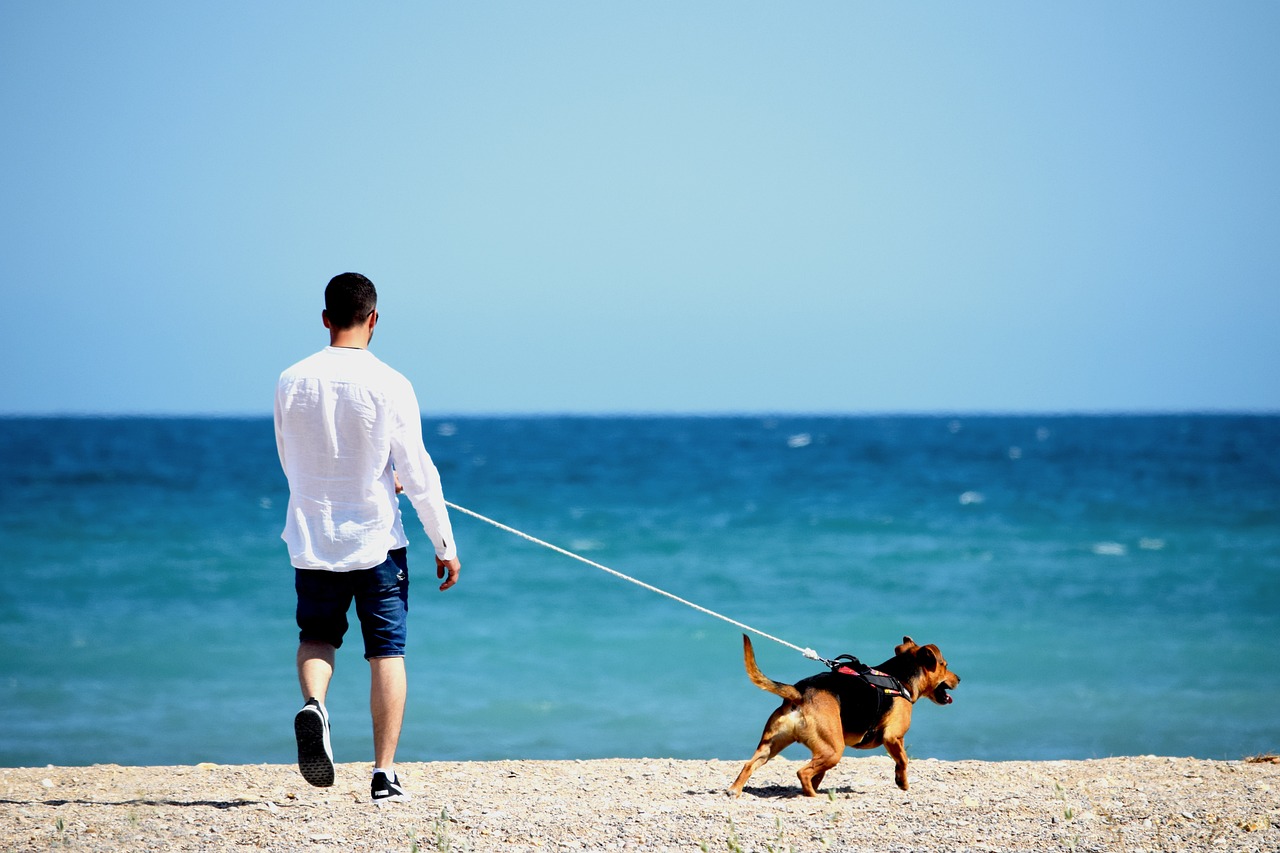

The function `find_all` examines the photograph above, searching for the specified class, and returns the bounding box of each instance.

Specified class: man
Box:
[274,272,461,804]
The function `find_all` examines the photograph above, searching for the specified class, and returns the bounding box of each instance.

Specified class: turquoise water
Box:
[1,415,1277,768]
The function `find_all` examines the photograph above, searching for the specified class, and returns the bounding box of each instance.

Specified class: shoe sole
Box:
[294,708,334,787]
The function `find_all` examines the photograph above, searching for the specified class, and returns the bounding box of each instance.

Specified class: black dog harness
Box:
[790,653,914,742]
[828,654,913,706]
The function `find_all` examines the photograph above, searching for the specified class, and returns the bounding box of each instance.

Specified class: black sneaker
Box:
[294,698,334,787]
[371,771,411,804]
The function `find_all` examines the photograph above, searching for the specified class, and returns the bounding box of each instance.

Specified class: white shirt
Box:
[275,346,456,571]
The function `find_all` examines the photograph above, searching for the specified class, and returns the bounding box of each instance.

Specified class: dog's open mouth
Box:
[934,685,954,705]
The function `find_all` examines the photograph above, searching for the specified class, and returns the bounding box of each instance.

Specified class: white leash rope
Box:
[445,501,824,663]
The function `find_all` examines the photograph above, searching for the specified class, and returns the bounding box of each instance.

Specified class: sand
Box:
[2,755,1277,851]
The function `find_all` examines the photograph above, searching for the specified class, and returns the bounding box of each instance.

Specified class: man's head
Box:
[324,272,378,330]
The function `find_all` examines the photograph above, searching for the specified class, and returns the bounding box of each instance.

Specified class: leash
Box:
[445,501,828,664]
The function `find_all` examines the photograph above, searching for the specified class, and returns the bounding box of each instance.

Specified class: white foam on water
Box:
[1092,542,1128,556]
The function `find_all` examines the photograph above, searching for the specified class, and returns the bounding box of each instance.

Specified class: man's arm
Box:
[387,378,460,583]
[274,383,286,470]
[396,471,460,591]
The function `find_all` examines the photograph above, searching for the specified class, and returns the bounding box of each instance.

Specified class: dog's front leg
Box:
[883,737,909,790]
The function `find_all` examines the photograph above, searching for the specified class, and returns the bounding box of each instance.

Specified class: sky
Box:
[3,2,1278,416]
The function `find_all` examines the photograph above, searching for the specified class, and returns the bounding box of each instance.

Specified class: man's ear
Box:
[322,309,332,329]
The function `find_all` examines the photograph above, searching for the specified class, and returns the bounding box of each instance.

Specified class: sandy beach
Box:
[2,755,1276,851]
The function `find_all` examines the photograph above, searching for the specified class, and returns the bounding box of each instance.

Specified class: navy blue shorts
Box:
[295,548,410,659]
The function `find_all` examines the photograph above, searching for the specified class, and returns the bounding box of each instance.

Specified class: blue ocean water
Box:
[1,415,1277,769]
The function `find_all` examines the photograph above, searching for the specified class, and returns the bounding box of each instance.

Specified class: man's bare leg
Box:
[295,641,338,787]
[370,655,407,770]
[297,640,336,703]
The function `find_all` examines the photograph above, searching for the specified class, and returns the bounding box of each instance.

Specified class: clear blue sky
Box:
[4,2,1277,415]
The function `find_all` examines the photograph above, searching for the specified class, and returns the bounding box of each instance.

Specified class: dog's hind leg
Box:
[796,712,845,797]
[788,696,849,794]
[727,708,797,797]
[796,747,842,797]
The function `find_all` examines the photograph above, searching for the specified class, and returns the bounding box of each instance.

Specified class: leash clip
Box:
[805,648,840,668]
[802,647,831,665]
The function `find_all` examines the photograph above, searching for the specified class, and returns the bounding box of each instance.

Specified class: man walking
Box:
[275,272,461,804]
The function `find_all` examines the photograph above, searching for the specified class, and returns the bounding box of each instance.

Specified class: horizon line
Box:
[2,407,1277,420]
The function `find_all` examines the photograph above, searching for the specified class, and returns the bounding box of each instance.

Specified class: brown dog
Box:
[728,634,959,797]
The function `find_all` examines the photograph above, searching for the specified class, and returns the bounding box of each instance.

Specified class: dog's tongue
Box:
[938,687,954,705]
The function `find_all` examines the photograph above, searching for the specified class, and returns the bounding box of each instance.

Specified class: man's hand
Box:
[436,556,461,591]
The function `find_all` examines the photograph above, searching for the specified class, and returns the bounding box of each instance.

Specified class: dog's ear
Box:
[916,645,939,670]
[896,636,918,655]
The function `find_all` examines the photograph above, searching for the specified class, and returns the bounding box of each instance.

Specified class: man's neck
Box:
[325,310,376,349]
[329,329,370,349]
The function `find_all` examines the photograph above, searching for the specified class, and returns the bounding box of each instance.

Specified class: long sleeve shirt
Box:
[275,346,456,571]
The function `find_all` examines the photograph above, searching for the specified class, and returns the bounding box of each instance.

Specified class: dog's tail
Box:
[741,635,803,703]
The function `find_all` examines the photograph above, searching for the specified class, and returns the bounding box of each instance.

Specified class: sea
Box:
[1,414,1277,770]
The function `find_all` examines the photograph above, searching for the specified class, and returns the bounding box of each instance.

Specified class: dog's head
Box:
[894,636,960,705]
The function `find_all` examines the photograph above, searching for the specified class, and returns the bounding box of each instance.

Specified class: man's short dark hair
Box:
[324,273,378,329]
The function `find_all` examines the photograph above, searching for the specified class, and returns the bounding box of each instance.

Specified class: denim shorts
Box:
[295,548,410,659]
